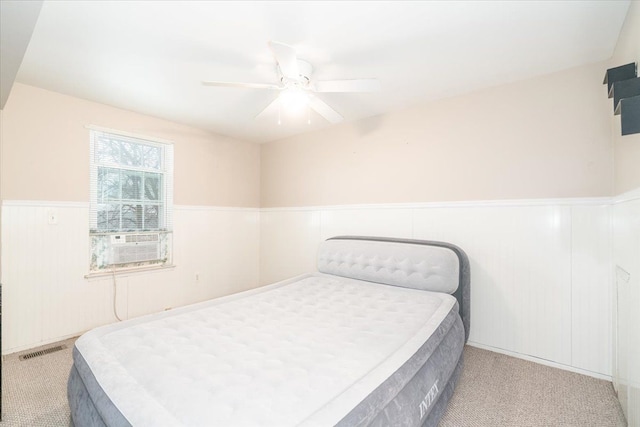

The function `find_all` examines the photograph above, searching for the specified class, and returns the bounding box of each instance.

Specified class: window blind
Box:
[89,130,174,233]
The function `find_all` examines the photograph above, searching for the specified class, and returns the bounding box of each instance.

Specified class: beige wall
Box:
[1,83,260,207]
[611,1,640,196]
[261,61,613,207]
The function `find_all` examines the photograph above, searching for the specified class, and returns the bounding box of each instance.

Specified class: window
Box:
[89,129,173,271]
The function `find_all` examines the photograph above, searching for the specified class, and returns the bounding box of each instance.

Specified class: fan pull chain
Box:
[278,102,282,126]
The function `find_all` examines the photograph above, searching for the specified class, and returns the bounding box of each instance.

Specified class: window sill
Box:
[84,263,176,280]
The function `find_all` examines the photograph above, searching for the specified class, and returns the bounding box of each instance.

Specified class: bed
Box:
[68,236,470,427]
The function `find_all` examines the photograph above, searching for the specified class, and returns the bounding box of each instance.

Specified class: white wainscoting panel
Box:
[171,208,260,312]
[2,203,115,352]
[259,200,612,377]
[260,210,321,285]
[2,198,615,380]
[570,205,612,375]
[1,201,260,354]
[412,205,573,366]
[612,193,640,425]
[320,208,414,241]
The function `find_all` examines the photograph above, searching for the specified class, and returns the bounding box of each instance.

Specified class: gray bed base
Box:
[337,304,465,427]
[69,236,470,427]
[69,349,128,427]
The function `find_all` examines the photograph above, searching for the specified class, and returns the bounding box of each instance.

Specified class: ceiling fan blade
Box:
[254,96,281,120]
[202,81,280,90]
[314,79,381,93]
[308,96,344,124]
[268,41,299,79]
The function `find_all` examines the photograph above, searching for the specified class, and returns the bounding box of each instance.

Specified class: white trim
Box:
[175,204,260,212]
[467,341,612,381]
[84,124,174,145]
[260,196,613,212]
[1,200,89,208]
[1,200,259,212]
[613,187,640,204]
[3,192,637,212]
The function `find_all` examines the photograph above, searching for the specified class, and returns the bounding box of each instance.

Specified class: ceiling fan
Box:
[202,41,380,124]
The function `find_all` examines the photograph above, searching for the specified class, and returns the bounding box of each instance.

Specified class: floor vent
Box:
[19,345,66,361]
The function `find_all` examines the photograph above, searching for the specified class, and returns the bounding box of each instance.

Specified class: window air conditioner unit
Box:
[108,233,161,265]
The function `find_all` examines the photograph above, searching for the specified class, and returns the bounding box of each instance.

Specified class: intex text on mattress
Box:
[68,236,470,427]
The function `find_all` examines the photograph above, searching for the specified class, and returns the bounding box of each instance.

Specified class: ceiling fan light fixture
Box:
[279,88,309,114]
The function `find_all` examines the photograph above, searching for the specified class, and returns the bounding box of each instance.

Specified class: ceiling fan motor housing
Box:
[280,59,313,88]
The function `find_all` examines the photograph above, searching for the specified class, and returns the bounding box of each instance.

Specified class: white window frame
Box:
[88,127,174,272]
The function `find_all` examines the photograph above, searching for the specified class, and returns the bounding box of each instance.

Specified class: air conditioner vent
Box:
[108,233,161,265]
[125,234,159,243]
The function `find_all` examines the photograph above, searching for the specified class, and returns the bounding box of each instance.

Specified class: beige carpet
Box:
[0,341,626,426]
[1,338,75,427]
[440,346,626,427]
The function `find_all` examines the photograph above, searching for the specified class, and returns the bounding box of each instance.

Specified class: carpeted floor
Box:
[1,338,75,426]
[440,346,626,427]
[0,341,626,426]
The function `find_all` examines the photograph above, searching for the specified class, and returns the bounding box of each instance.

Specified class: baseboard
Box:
[467,341,612,381]
[2,331,82,357]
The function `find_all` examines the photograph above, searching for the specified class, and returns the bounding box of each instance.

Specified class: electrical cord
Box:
[111,266,123,321]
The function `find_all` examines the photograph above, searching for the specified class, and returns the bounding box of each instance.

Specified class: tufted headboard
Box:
[317,236,470,342]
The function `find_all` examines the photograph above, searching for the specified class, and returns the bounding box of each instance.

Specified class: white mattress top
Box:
[76,273,456,426]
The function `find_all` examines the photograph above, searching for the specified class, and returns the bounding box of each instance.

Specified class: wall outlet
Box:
[47,209,58,225]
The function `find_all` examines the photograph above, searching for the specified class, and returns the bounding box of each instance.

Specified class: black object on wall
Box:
[617,96,640,136]
[604,63,637,93]
[604,63,640,136]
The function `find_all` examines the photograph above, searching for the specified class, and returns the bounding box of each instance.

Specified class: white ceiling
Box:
[15,1,630,143]
[0,0,42,108]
